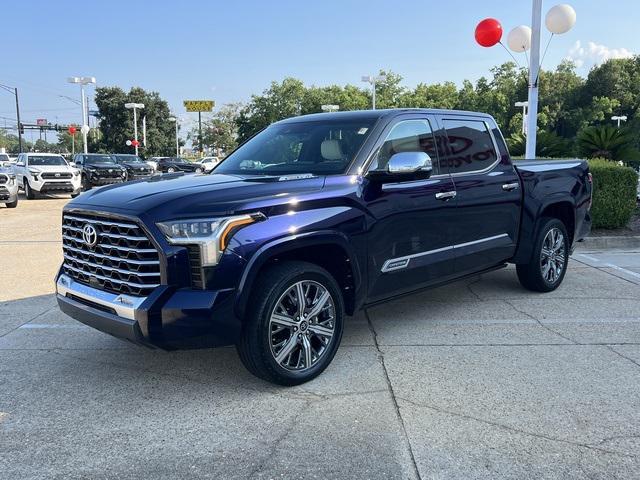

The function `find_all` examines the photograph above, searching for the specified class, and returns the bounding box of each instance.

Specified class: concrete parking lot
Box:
[1,196,640,479]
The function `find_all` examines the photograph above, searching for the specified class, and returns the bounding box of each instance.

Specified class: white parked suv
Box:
[0,163,18,208]
[197,156,220,173]
[14,153,81,199]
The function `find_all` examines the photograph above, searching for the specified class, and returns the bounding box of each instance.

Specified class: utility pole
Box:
[15,87,23,153]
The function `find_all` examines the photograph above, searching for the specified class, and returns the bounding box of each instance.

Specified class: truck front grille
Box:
[41,172,73,179]
[62,212,161,297]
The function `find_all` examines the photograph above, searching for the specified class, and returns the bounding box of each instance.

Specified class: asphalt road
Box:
[1,195,640,479]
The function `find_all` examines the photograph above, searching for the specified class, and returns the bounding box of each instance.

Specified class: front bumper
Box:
[89,177,125,186]
[0,184,18,202]
[56,272,241,350]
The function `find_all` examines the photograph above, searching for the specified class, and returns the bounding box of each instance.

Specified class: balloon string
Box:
[536,34,554,85]
[498,41,523,69]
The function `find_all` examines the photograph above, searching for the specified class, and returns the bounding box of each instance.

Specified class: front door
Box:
[363,115,458,303]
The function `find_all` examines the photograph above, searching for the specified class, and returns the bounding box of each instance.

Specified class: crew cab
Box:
[156,157,203,174]
[0,163,18,208]
[56,109,592,385]
[14,153,81,199]
[72,153,127,191]
[112,154,154,181]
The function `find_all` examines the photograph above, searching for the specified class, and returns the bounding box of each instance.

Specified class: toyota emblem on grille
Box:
[55,173,61,177]
[82,224,98,248]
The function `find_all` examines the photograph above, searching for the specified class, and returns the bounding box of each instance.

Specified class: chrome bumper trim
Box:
[56,273,147,320]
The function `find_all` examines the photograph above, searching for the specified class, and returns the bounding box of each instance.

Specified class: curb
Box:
[577,235,640,250]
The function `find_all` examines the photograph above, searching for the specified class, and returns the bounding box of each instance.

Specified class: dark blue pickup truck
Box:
[56,109,592,385]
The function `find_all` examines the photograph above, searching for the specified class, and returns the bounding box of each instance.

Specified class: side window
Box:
[442,119,498,174]
[368,119,438,174]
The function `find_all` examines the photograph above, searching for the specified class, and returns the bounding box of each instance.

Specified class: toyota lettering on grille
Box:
[81,224,98,248]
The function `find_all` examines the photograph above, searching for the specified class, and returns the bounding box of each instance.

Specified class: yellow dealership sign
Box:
[183,100,215,112]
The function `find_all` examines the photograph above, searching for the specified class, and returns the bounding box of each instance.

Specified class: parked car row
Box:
[0,152,213,208]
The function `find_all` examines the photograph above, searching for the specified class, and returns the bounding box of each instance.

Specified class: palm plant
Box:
[576,125,637,161]
[507,131,573,158]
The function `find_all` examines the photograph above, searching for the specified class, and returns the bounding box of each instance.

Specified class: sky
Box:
[1,0,638,141]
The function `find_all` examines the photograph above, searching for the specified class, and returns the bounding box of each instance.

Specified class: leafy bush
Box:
[577,126,637,161]
[507,131,573,158]
[588,159,638,229]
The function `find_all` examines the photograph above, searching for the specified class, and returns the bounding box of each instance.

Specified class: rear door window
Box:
[442,119,498,174]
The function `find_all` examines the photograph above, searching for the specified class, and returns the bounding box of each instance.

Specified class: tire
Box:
[24,178,35,199]
[236,261,345,386]
[70,192,80,198]
[81,174,91,192]
[517,217,569,292]
[167,167,176,173]
[5,198,18,208]
[195,167,203,173]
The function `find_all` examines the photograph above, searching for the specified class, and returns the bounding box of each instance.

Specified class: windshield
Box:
[86,155,116,165]
[113,155,144,164]
[28,155,67,166]
[214,119,375,176]
[0,154,9,161]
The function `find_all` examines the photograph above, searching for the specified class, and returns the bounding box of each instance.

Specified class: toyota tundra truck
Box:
[56,109,592,385]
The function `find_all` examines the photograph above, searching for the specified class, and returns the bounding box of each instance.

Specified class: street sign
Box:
[36,118,47,126]
[184,100,214,112]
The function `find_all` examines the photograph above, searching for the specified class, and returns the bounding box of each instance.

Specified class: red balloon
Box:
[68,126,77,135]
[131,139,139,147]
[475,18,503,47]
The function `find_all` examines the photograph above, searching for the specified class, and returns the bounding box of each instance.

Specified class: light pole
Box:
[124,103,145,156]
[321,104,340,113]
[168,117,179,157]
[361,75,387,110]
[515,101,529,135]
[67,76,96,154]
[611,115,628,128]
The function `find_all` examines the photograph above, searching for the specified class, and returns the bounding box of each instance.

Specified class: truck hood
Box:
[69,172,326,218]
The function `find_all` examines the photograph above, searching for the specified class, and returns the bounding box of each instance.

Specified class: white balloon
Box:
[126,140,132,146]
[507,25,532,53]
[80,124,90,135]
[546,4,576,34]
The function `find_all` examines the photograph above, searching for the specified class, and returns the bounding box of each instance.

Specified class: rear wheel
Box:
[167,167,176,173]
[236,261,344,386]
[24,178,35,199]
[517,217,569,292]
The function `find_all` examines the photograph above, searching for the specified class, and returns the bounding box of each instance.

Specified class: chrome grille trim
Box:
[62,211,161,296]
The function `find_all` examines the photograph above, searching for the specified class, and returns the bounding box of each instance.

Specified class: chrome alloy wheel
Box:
[540,227,566,284]
[268,280,336,371]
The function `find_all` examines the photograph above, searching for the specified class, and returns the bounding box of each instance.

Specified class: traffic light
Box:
[18,122,24,135]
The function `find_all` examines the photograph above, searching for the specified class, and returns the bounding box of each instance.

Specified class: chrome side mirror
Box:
[387,152,433,177]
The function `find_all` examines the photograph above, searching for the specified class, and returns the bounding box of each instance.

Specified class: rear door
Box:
[364,113,458,302]
[437,115,521,275]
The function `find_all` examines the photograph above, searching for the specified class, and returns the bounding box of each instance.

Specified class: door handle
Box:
[502,182,520,191]
[435,191,457,200]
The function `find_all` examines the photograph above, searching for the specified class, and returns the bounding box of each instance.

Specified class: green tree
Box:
[93,86,176,157]
[191,103,241,154]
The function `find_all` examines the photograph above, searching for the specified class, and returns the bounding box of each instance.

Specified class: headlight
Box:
[28,168,40,177]
[72,169,81,177]
[8,175,16,186]
[157,214,264,266]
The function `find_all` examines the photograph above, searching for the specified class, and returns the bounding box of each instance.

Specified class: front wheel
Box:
[5,198,18,208]
[167,167,176,173]
[24,179,35,199]
[236,261,344,386]
[81,174,91,192]
[517,217,569,292]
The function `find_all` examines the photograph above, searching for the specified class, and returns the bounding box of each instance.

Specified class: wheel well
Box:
[541,202,575,244]
[256,244,357,315]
